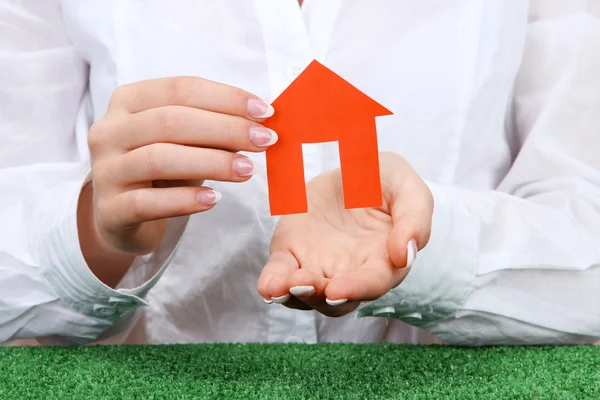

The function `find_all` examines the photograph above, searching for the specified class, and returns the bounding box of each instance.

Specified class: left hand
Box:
[258,152,434,317]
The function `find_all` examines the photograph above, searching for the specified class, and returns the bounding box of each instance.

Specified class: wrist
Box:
[357,181,478,330]
[77,182,135,288]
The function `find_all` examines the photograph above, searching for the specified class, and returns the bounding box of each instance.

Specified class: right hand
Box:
[85,77,277,256]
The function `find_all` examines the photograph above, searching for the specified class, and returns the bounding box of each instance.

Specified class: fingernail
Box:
[196,189,221,205]
[326,298,348,306]
[263,298,273,304]
[233,157,257,177]
[406,239,418,268]
[247,98,274,118]
[289,286,315,298]
[249,126,278,147]
[271,294,290,304]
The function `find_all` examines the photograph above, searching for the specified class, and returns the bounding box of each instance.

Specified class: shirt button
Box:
[93,304,117,316]
[372,306,396,316]
[404,312,423,320]
[285,336,305,344]
[289,65,304,79]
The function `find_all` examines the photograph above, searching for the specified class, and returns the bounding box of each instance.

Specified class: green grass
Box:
[1,344,599,399]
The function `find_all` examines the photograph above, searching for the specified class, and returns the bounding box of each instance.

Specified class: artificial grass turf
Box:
[1,344,599,399]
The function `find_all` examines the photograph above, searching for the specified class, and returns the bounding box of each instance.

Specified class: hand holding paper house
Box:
[264,60,393,216]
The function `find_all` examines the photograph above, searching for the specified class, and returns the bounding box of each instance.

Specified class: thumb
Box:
[387,215,427,268]
[386,178,433,269]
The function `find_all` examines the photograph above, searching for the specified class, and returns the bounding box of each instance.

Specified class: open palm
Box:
[258,152,432,317]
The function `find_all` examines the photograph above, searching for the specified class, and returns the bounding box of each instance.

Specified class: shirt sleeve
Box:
[358,2,600,345]
[0,0,186,345]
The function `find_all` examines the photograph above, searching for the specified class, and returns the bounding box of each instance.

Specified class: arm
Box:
[1,0,278,345]
[0,0,184,345]
[358,2,600,345]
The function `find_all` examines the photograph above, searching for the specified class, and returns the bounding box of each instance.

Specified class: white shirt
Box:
[1,0,600,346]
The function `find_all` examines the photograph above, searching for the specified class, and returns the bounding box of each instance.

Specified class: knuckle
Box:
[109,84,132,107]
[290,268,313,283]
[94,197,113,224]
[236,119,254,141]
[171,203,190,216]
[227,86,249,112]
[167,193,195,216]
[126,190,148,223]
[87,117,126,153]
[92,155,121,188]
[87,131,101,154]
[154,107,179,137]
[226,85,246,102]
[223,117,242,143]
[87,120,110,152]
[142,145,163,176]
[167,77,193,104]
[91,161,109,185]
[223,117,252,149]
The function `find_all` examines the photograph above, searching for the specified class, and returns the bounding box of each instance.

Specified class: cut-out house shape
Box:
[264,60,393,216]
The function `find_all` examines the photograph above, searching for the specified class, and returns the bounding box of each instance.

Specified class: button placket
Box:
[254,0,317,344]
[288,65,304,79]
[301,0,342,62]
[253,0,313,100]
[254,0,342,345]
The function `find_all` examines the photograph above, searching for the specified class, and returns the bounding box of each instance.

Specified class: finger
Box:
[109,76,273,119]
[113,144,259,184]
[387,178,433,268]
[258,250,299,302]
[286,268,329,305]
[153,179,204,188]
[120,106,278,151]
[324,259,410,304]
[278,297,312,311]
[284,267,360,317]
[387,215,422,269]
[102,186,220,227]
[303,300,360,318]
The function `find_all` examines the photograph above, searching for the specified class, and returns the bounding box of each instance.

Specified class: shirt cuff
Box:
[36,173,186,324]
[356,181,479,333]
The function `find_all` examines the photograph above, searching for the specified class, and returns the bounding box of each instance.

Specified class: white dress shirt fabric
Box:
[1,0,599,346]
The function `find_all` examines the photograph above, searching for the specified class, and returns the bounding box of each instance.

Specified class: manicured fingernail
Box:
[263,298,273,304]
[289,286,315,297]
[233,157,257,177]
[249,126,278,147]
[271,294,290,304]
[196,189,221,205]
[406,239,418,268]
[326,298,348,306]
[247,98,274,118]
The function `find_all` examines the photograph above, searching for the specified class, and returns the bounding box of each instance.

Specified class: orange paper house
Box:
[264,60,392,216]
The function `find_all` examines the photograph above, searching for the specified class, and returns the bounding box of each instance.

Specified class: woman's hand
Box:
[258,152,433,317]
[80,77,277,285]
